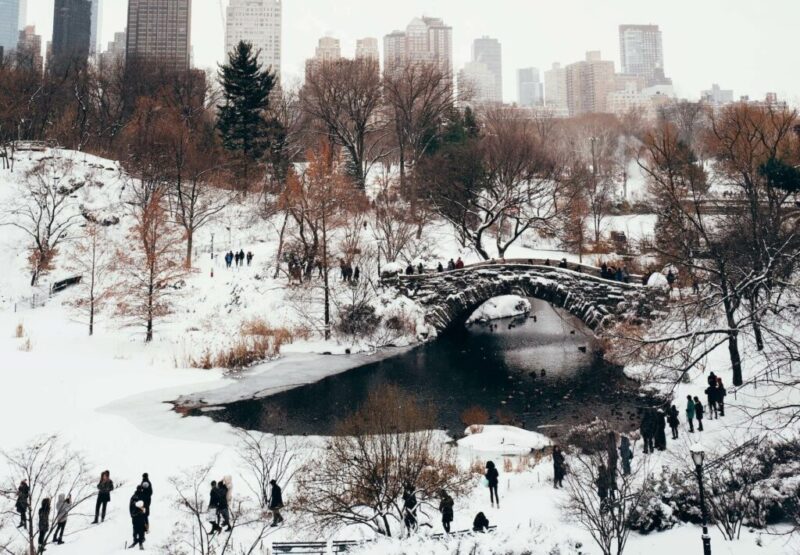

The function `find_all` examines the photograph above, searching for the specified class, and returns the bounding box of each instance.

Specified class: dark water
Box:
[189,299,656,439]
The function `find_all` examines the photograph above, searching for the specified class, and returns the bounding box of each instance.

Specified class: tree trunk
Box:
[723,301,743,386]
[273,213,289,279]
[185,230,193,268]
[89,298,94,336]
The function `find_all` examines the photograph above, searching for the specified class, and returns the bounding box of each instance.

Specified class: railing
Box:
[269,526,497,554]
[12,275,82,312]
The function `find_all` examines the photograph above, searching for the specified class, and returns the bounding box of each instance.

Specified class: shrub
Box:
[336,302,381,338]
[15,323,24,338]
[195,319,300,370]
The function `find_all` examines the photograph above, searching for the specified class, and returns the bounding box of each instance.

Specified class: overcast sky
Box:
[24,0,799,104]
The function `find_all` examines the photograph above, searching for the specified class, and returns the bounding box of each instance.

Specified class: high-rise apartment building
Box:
[619,24,664,86]
[0,0,23,56]
[99,30,126,69]
[472,36,502,102]
[355,37,378,61]
[225,0,281,79]
[16,24,42,73]
[89,0,102,56]
[565,51,615,116]
[51,0,92,71]
[383,16,452,76]
[305,36,341,78]
[459,61,496,104]
[517,67,542,107]
[544,62,567,112]
[701,83,734,106]
[126,0,192,72]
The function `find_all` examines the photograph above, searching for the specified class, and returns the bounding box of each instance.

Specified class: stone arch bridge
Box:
[383,261,667,334]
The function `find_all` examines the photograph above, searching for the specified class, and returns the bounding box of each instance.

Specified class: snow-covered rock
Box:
[647,272,669,288]
[458,425,552,454]
[466,295,531,323]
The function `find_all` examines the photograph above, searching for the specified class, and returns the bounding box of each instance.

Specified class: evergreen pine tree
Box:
[216,41,282,184]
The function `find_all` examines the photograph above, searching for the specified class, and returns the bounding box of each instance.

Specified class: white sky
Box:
[24,0,800,104]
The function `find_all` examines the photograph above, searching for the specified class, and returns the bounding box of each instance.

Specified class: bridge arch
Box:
[384,264,665,335]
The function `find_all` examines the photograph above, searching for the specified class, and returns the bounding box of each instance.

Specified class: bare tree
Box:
[1,159,81,286]
[371,174,417,264]
[66,223,115,335]
[0,436,94,555]
[382,63,456,197]
[115,189,187,342]
[166,464,275,555]
[235,431,301,510]
[295,386,471,537]
[563,451,651,555]
[301,58,388,188]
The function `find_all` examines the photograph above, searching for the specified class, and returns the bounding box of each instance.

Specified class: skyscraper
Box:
[305,36,340,78]
[0,0,22,56]
[126,0,191,72]
[565,51,616,116]
[619,24,664,85]
[355,37,379,61]
[99,30,126,69]
[472,36,502,102]
[517,67,542,107]
[51,0,92,71]
[544,62,567,112]
[89,0,101,56]
[383,16,452,76]
[16,24,42,73]
[458,61,496,104]
[225,0,281,79]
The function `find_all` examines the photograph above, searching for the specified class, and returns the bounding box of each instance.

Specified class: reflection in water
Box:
[189,299,655,438]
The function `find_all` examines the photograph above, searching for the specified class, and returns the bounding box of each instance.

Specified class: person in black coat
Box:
[552,446,566,488]
[93,470,114,524]
[693,397,705,431]
[38,498,51,552]
[129,487,143,519]
[438,490,454,533]
[129,501,147,550]
[139,474,153,528]
[472,511,490,533]
[485,461,500,508]
[654,409,668,451]
[16,480,29,528]
[667,405,681,439]
[640,411,656,454]
[207,481,222,535]
[268,480,284,527]
[405,264,414,275]
[402,484,418,532]
[216,481,232,532]
[705,383,719,420]
[716,377,727,417]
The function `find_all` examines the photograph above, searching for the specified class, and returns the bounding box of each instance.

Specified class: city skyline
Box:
[15,0,800,102]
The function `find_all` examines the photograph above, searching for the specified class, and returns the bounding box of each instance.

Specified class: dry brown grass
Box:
[502,457,513,473]
[190,319,308,370]
[15,323,24,338]
[19,338,32,352]
[469,458,485,476]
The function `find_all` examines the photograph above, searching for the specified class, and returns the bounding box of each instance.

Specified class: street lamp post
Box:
[691,443,712,555]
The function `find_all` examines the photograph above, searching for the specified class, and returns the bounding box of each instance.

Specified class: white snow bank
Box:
[458,425,552,455]
[466,295,531,323]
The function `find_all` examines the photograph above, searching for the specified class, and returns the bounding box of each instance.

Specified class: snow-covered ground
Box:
[1,150,798,554]
[466,295,531,324]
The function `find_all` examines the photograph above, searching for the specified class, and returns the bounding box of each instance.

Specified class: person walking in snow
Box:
[472,512,490,533]
[668,404,681,439]
[217,478,232,532]
[353,266,360,282]
[705,382,719,420]
[596,464,610,513]
[455,257,464,270]
[640,411,656,454]
[139,474,152,529]
[619,436,633,476]
[417,262,424,275]
[16,479,29,528]
[655,409,668,451]
[207,481,222,535]
[246,251,253,266]
[438,490,454,533]
[447,259,456,271]
[606,432,618,477]
[693,396,705,431]
[53,494,71,545]
[707,371,717,389]
[238,249,245,268]
[437,262,444,272]
[402,484,418,533]
[268,480,284,527]
[552,445,566,488]
[686,395,696,433]
[225,251,233,268]
[129,501,147,550]
[485,461,500,508]
[38,498,50,553]
[93,470,114,524]
[716,377,727,417]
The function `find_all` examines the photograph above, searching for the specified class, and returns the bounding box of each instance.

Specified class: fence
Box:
[13,275,82,312]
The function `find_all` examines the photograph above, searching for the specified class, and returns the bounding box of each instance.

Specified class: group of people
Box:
[402,479,490,536]
[339,260,361,283]
[404,258,466,276]
[599,262,631,283]
[224,249,253,269]
[14,480,70,551]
